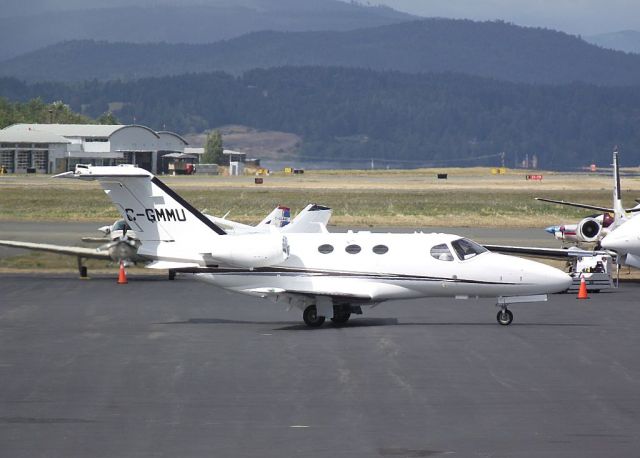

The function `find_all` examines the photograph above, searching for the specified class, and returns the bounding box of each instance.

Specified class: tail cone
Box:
[117,261,128,284]
[577,275,589,299]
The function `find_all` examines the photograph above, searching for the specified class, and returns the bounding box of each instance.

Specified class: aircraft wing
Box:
[535,197,640,213]
[535,197,613,213]
[0,240,111,259]
[242,287,373,303]
[484,244,606,259]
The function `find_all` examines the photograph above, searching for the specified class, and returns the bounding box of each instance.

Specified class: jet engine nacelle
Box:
[577,217,602,243]
[212,234,289,268]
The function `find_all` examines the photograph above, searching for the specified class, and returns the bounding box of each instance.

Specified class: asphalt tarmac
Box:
[1,274,639,457]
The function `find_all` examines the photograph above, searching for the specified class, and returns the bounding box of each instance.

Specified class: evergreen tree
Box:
[97,111,119,124]
[203,130,224,164]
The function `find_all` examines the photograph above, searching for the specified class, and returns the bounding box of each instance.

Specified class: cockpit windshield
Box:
[112,220,131,232]
[451,238,487,261]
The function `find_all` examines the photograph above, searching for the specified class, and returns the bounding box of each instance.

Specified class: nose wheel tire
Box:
[497,308,513,326]
[303,305,326,327]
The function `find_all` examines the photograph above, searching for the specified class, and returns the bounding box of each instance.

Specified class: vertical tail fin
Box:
[56,165,226,243]
[283,204,332,234]
[612,150,626,226]
[257,205,291,228]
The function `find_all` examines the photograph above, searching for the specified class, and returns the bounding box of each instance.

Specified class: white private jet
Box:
[535,151,640,269]
[537,151,640,246]
[54,164,572,327]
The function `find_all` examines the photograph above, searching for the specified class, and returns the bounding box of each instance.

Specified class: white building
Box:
[0,124,187,174]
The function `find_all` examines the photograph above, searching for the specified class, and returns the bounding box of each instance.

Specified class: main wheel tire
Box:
[497,309,514,326]
[331,311,351,324]
[303,305,326,327]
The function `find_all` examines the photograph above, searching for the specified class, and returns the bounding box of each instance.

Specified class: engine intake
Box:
[577,217,602,242]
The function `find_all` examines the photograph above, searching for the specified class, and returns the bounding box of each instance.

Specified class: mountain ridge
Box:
[0,1,415,61]
[4,19,640,86]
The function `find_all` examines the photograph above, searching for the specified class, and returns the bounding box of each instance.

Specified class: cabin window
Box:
[451,238,487,261]
[345,244,361,254]
[318,244,334,254]
[430,243,454,261]
[372,244,389,254]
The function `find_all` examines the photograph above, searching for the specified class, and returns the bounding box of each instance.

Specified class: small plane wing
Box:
[484,244,606,259]
[0,240,111,259]
[81,236,111,243]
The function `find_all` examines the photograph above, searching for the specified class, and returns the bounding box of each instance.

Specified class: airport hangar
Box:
[0,123,188,174]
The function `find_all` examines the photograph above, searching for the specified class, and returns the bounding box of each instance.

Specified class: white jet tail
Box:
[283,204,332,234]
[257,205,291,229]
[612,150,626,227]
[56,165,227,243]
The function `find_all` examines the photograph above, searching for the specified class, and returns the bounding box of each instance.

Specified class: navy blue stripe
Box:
[151,177,227,235]
[179,266,521,285]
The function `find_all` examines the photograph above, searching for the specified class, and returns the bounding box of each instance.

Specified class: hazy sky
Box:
[373,0,638,35]
[2,0,637,35]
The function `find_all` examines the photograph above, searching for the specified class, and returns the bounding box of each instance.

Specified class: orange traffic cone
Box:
[577,274,588,299]
[117,261,128,284]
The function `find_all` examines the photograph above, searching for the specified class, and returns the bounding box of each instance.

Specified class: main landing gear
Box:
[302,304,359,327]
[303,305,325,327]
[331,308,351,324]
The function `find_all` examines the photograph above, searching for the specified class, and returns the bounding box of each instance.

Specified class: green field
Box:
[1,168,633,227]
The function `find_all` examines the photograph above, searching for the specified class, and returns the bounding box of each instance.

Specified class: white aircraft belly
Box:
[190,265,551,302]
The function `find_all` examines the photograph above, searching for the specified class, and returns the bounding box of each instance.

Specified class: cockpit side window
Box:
[451,238,487,261]
[430,243,454,261]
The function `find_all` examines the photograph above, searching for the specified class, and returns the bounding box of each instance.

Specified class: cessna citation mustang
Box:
[56,164,571,327]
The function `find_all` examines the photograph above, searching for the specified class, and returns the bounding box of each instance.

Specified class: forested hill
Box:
[4,19,640,85]
[2,67,640,169]
[0,0,414,61]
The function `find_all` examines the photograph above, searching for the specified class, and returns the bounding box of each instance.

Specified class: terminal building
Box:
[0,123,188,174]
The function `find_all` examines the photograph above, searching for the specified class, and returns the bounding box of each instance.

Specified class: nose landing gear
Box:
[497,307,513,326]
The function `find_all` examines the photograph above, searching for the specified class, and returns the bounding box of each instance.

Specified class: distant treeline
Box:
[0,98,91,128]
[0,97,118,129]
[4,20,640,85]
[2,67,640,169]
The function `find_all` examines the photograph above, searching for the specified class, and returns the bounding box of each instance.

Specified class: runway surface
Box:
[1,274,639,457]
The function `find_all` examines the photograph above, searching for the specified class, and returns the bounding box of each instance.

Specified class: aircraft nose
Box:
[521,257,572,293]
[545,265,573,293]
[601,231,640,253]
[545,225,559,234]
